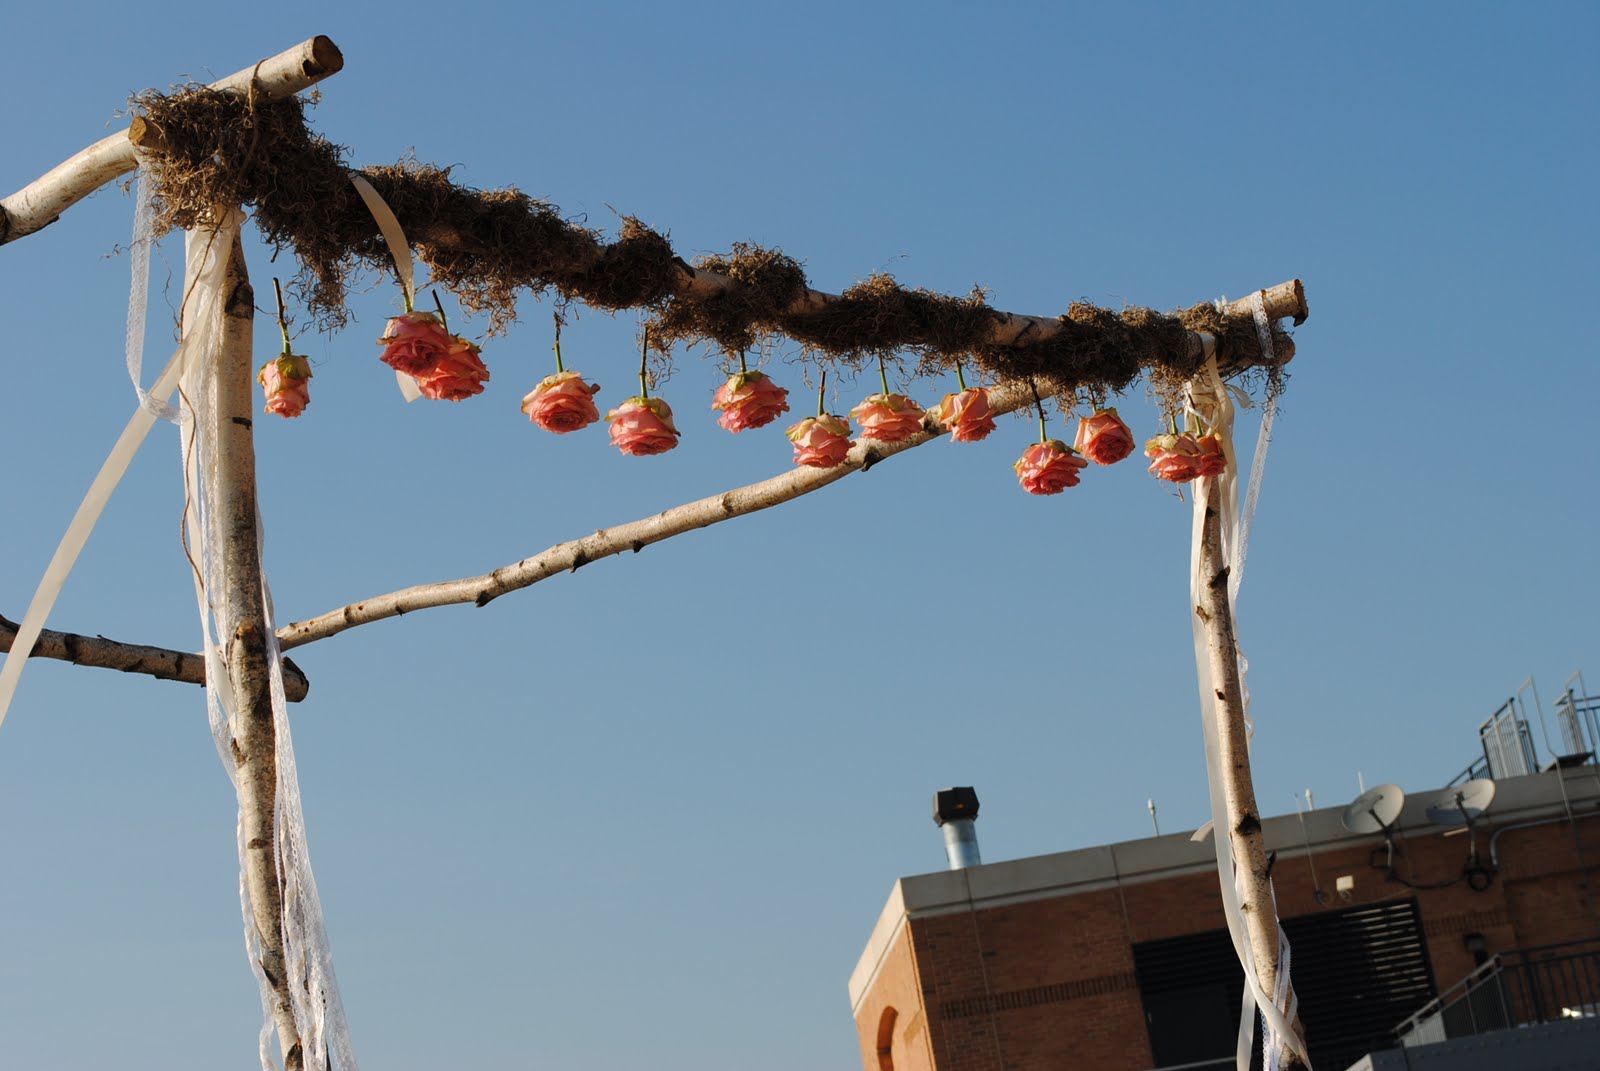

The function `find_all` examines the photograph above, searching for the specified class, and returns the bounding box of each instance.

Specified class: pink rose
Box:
[522,370,601,433]
[1014,440,1088,495]
[929,387,996,443]
[1073,408,1135,465]
[785,414,853,468]
[712,371,790,432]
[414,336,490,401]
[606,396,681,456]
[849,392,926,443]
[1144,432,1227,483]
[257,354,312,418]
[377,310,455,377]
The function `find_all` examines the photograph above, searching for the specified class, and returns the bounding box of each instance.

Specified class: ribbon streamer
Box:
[349,173,423,403]
[176,227,358,1070]
[1187,348,1308,1071]
[0,212,237,730]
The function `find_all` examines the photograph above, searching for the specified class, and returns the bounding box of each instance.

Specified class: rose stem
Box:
[552,312,564,373]
[272,278,291,356]
[399,267,414,313]
[738,348,748,375]
[432,291,451,334]
[956,360,968,392]
[1030,380,1048,443]
[877,355,890,397]
[638,326,650,398]
[816,370,827,418]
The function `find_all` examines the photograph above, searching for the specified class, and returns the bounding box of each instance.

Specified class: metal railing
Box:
[1396,937,1600,1045]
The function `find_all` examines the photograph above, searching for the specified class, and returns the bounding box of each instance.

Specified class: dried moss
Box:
[130,84,1291,396]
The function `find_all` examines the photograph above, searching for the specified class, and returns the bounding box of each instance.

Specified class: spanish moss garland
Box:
[132,86,1285,402]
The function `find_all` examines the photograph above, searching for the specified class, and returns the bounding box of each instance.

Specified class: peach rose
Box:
[712,371,790,432]
[1073,408,1135,465]
[849,392,925,443]
[785,414,853,468]
[377,310,454,377]
[929,387,996,443]
[1144,432,1227,483]
[257,354,312,418]
[414,336,490,401]
[522,370,601,433]
[1014,440,1088,495]
[606,396,681,456]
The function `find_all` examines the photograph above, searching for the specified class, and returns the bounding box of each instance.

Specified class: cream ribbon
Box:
[0,211,240,730]
[349,173,423,403]
[1187,327,1307,1070]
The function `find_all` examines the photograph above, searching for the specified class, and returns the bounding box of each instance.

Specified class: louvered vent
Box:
[1132,898,1438,1070]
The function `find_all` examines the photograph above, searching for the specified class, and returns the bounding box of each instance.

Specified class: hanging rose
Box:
[1073,408,1135,465]
[523,370,601,433]
[786,414,853,468]
[377,310,455,377]
[1014,440,1088,495]
[713,370,790,432]
[1144,432,1227,483]
[257,354,312,418]
[607,396,681,456]
[929,387,996,443]
[414,336,490,401]
[849,393,925,443]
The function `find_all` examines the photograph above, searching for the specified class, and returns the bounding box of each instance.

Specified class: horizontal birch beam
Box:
[0,613,310,702]
[0,35,343,246]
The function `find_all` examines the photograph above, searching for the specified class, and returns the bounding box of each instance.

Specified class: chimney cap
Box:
[933,786,980,826]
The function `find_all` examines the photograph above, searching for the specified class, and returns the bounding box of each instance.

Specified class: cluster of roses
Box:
[255,314,1228,492]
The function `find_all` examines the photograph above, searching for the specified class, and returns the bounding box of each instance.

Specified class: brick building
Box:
[848,767,1600,1071]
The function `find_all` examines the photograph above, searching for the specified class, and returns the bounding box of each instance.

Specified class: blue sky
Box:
[2,4,1596,1069]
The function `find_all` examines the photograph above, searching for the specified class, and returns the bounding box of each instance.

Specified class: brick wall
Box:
[854,811,1600,1071]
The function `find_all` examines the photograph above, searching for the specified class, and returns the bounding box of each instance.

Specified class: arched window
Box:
[875,1006,898,1071]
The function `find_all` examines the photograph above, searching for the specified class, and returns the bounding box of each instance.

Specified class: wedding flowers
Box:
[1073,408,1135,465]
[929,387,996,442]
[786,414,853,468]
[414,336,490,401]
[257,354,312,418]
[606,396,681,456]
[522,370,601,433]
[849,392,925,443]
[712,370,790,432]
[1144,432,1227,483]
[377,311,455,377]
[1014,440,1088,495]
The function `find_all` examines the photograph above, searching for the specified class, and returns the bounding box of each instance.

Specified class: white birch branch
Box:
[278,378,1047,650]
[209,230,303,1068]
[0,612,309,701]
[0,36,343,246]
[1196,481,1307,1067]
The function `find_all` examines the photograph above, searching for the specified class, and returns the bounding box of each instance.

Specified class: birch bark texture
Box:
[204,231,305,1069]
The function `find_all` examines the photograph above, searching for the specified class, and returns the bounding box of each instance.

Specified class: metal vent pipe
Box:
[933,786,981,870]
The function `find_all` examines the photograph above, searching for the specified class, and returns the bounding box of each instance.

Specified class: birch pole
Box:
[208,229,303,1069]
[1196,481,1307,1066]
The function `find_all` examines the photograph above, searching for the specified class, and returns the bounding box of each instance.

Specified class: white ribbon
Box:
[349,173,423,403]
[1187,333,1307,1071]
[175,227,358,1071]
[0,211,238,730]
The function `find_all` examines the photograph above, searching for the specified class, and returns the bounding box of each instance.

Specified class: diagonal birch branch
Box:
[0,613,310,702]
[278,378,1047,650]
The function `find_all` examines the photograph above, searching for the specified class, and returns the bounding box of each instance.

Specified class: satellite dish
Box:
[1424,779,1497,827]
[1342,784,1406,834]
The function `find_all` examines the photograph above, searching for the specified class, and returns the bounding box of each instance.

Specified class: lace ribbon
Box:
[174,226,358,1071]
[1187,321,1307,1071]
[0,201,235,729]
